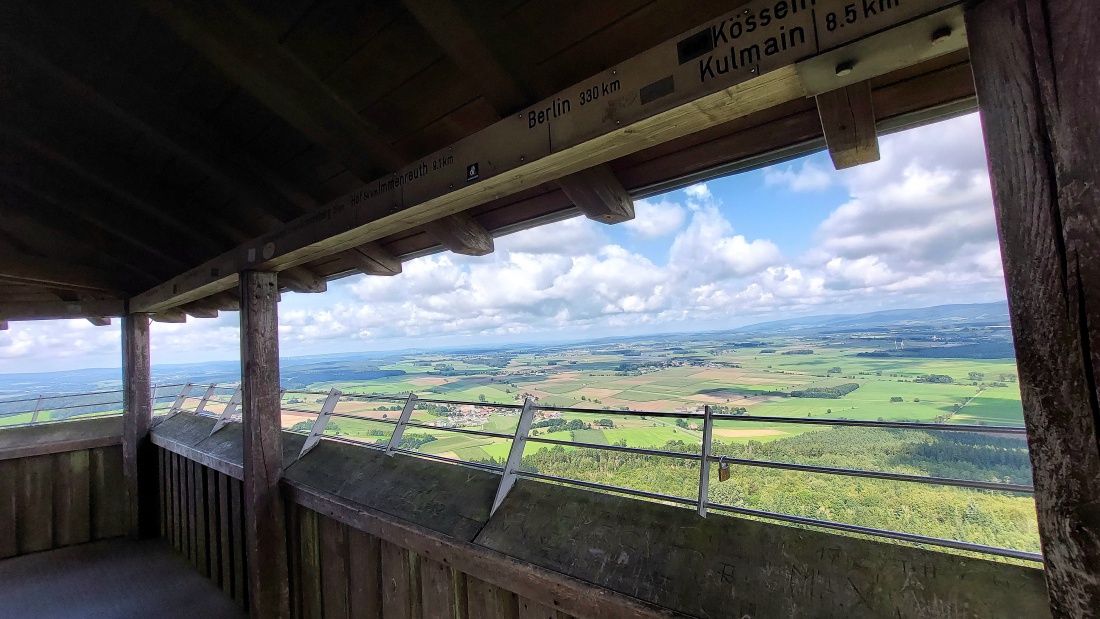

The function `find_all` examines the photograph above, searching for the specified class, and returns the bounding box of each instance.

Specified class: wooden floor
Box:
[0,538,246,618]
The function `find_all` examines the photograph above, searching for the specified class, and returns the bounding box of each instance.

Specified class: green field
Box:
[307,328,1024,451]
[289,319,1036,552]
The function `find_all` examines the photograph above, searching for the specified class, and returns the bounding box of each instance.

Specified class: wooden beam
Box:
[815,81,880,169]
[122,314,156,538]
[0,251,125,294]
[0,300,124,321]
[86,317,111,327]
[180,303,218,319]
[137,0,403,180]
[345,242,402,277]
[211,291,241,312]
[131,0,967,312]
[967,1,1100,616]
[280,266,327,294]
[183,291,241,315]
[239,271,290,617]
[151,308,187,324]
[422,213,494,257]
[557,165,634,224]
[402,0,530,115]
[0,321,7,331]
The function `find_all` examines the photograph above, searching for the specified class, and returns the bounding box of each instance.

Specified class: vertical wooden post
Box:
[966,1,1100,616]
[122,312,156,538]
[239,270,290,617]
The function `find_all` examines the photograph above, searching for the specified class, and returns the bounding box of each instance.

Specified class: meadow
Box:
[295,326,1024,455]
[279,313,1037,553]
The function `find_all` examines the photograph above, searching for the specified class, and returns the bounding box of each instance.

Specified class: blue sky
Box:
[0,113,1008,373]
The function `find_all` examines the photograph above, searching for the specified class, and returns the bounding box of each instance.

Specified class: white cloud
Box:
[684,183,711,200]
[623,199,686,238]
[669,206,782,279]
[764,161,833,192]
[800,113,1003,299]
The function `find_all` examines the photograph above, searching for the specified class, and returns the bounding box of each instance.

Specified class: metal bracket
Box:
[385,393,418,456]
[30,396,42,425]
[209,385,242,436]
[298,388,342,459]
[490,397,536,517]
[153,382,193,427]
[697,404,714,518]
[194,384,217,415]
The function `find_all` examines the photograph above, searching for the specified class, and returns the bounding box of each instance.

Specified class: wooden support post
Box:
[557,165,635,224]
[422,212,494,256]
[815,80,879,170]
[239,270,290,617]
[122,313,156,538]
[967,1,1100,616]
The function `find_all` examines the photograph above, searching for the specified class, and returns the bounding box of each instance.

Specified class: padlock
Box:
[717,456,730,482]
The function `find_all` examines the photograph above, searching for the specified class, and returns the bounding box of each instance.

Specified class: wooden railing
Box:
[0,417,126,559]
[158,446,249,610]
[149,410,1052,619]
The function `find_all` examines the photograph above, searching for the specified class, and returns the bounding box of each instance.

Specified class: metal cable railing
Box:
[15,381,1035,562]
[0,383,187,427]
[272,385,1040,563]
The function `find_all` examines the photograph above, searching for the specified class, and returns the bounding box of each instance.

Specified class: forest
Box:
[478,427,1039,553]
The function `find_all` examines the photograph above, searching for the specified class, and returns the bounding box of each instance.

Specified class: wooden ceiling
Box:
[0,0,976,325]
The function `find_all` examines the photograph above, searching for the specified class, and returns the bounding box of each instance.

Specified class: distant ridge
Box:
[0,301,1011,397]
[729,301,1011,334]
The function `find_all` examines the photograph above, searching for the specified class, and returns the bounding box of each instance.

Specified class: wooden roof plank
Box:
[402,0,530,115]
[0,30,307,232]
[138,0,405,179]
[0,179,191,274]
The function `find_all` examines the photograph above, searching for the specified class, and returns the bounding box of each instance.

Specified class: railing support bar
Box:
[385,393,418,456]
[153,382,193,427]
[209,385,243,436]
[491,397,536,517]
[29,395,43,425]
[194,384,216,415]
[697,404,714,518]
[298,388,342,459]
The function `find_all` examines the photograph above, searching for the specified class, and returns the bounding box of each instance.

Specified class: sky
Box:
[0,113,1009,374]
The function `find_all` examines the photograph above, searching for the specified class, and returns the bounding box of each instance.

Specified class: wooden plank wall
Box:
[286,502,574,619]
[0,444,126,559]
[157,446,249,611]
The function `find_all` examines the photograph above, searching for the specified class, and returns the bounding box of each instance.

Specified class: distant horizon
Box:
[0,300,1008,378]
